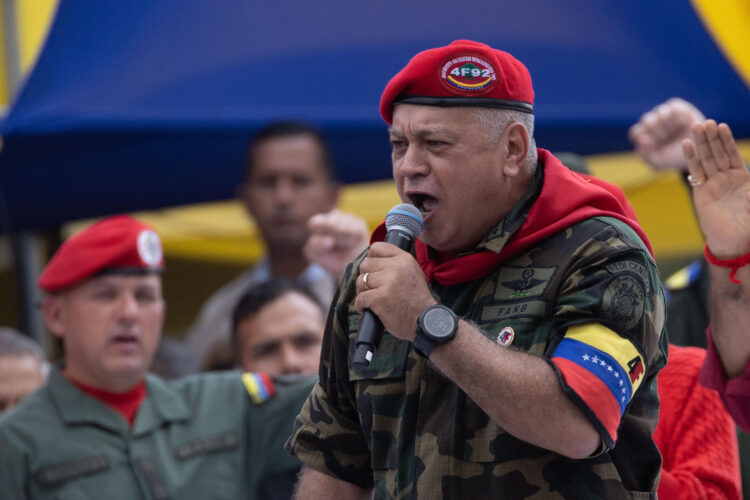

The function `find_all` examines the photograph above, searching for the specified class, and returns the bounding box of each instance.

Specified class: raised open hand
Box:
[683,120,750,259]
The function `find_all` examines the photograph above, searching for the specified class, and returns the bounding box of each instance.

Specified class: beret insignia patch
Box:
[137,230,163,267]
[440,54,497,92]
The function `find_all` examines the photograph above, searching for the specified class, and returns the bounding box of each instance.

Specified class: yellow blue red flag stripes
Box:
[551,323,646,443]
[241,372,276,405]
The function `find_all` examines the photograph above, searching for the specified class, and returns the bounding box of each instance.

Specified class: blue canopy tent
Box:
[1,0,749,232]
[1,0,749,339]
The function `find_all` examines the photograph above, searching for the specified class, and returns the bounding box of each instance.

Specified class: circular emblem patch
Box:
[497,326,514,346]
[440,54,497,92]
[602,275,645,331]
[137,230,163,267]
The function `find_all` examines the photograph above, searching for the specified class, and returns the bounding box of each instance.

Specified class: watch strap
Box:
[412,329,435,358]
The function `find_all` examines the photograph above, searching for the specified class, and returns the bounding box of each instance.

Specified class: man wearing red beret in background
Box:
[287,40,667,498]
[0,215,314,500]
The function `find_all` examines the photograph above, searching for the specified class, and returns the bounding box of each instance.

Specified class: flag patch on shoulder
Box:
[242,372,276,405]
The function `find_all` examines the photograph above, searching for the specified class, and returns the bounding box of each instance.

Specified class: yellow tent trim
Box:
[16,0,58,74]
[690,0,750,88]
[0,0,57,105]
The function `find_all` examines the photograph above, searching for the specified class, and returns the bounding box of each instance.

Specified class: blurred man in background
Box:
[0,215,312,500]
[186,121,368,367]
[0,327,47,413]
[231,279,326,376]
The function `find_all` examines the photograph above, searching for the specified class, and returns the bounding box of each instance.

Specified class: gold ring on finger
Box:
[687,174,705,187]
[363,272,371,290]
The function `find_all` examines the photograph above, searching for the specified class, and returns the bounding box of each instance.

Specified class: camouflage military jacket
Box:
[288,166,667,499]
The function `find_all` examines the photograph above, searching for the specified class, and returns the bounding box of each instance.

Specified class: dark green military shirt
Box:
[0,368,314,500]
[288,166,667,499]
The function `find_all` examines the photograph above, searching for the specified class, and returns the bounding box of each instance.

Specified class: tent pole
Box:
[2,0,46,349]
[10,233,45,346]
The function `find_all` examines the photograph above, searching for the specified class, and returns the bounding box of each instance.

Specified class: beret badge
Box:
[137,230,163,267]
[440,54,497,93]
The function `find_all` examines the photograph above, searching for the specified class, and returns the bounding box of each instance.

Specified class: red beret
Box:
[380,40,534,124]
[38,215,164,292]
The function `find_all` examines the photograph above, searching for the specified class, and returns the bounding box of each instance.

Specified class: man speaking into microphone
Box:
[287,40,666,499]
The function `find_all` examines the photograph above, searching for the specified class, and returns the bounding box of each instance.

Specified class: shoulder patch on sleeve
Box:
[602,274,645,331]
[551,323,646,444]
[242,372,276,405]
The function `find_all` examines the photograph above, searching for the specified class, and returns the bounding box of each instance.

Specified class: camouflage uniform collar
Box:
[475,159,544,254]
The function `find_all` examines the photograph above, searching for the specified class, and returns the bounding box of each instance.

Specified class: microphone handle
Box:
[352,312,384,368]
[351,228,416,369]
[383,228,413,251]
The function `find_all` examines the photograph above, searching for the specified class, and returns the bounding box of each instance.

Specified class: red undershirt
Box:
[67,376,146,426]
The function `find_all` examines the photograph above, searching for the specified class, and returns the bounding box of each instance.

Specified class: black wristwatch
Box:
[413,304,459,358]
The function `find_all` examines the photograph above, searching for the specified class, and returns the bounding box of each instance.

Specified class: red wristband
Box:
[704,243,750,284]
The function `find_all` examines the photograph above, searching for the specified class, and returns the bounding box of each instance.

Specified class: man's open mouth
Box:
[409,194,437,215]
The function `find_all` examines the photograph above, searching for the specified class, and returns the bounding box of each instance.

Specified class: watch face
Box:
[422,307,456,340]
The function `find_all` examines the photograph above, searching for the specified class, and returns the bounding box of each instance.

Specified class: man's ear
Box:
[502,122,529,177]
[41,294,65,339]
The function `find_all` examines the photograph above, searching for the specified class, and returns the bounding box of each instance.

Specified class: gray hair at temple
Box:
[472,108,538,173]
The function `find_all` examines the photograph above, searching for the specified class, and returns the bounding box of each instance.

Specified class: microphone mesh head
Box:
[385,203,424,238]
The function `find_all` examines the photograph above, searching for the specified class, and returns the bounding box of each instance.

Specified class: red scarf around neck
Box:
[371,149,653,286]
[68,376,146,426]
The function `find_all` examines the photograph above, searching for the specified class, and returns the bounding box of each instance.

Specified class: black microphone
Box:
[352,203,424,369]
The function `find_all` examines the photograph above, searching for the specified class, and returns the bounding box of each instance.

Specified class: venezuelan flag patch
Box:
[241,372,276,405]
[551,323,645,443]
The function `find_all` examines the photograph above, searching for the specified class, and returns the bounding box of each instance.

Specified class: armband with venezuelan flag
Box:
[550,323,646,448]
